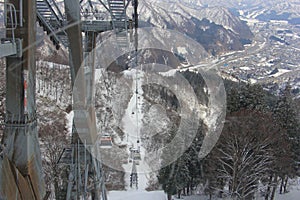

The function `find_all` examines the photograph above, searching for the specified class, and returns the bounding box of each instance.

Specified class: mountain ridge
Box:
[136,0,253,55]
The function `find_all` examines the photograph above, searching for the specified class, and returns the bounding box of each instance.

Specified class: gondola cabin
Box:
[130,148,141,160]
[99,135,113,148]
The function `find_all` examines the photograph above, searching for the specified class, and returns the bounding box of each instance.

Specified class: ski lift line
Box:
[130,0,139,145]
[84,142,89,197]
[135,68,139,143]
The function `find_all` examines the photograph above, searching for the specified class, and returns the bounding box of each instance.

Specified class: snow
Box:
[241,16,260,25]
[270,69,291,77]
[240,66,251,70]
[120,68,153,191]
[109,190,284,200]
[245,9,268,19]
[65,111,74,137]
[108,185,300,200]
[36,61,71,108]
[275,189,300,200]
[274,178,300,200]
[121,69,144,150]
[108,190,166,200]
[291,46,300,52]
[270,20,289,25]
[177,46,188,55]
[159,69,177,77]
[249,78,257,84]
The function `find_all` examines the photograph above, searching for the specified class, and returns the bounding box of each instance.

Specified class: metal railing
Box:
[1,2,17,43]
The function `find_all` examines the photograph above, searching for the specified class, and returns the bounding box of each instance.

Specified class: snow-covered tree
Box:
[39,118,69,199]
[158,155,191,200]
[227,83,268,113]
[271,84,300,195]
[210,110,286,200]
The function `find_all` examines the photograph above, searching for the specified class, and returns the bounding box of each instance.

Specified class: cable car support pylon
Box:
[0,0,139,199]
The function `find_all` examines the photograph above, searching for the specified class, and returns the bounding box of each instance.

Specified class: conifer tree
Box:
[272,84,300,194]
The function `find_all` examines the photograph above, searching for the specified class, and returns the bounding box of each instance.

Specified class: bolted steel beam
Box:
[1,0,45,199]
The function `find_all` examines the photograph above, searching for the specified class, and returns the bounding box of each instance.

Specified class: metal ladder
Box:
[107,0,129,49]
[36,0,68,49]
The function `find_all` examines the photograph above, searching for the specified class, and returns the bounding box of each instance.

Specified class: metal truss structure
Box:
[0,0,138,199]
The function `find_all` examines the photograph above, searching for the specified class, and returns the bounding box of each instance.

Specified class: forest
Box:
[1,60,299,200]
[157,72,300,200]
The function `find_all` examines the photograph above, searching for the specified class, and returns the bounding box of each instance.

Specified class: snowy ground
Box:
[108,190,166,200]
[274,189,300,200]
[108,187,300,200]
[108,177,300,200]
[108,69,300,200]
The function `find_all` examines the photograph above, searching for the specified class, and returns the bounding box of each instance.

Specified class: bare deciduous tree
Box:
[209,110,287,200]
[39,120,69,199]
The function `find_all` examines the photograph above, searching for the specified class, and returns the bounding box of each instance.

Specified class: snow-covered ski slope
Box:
[121,69,151,191]
[108,185,300,200]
